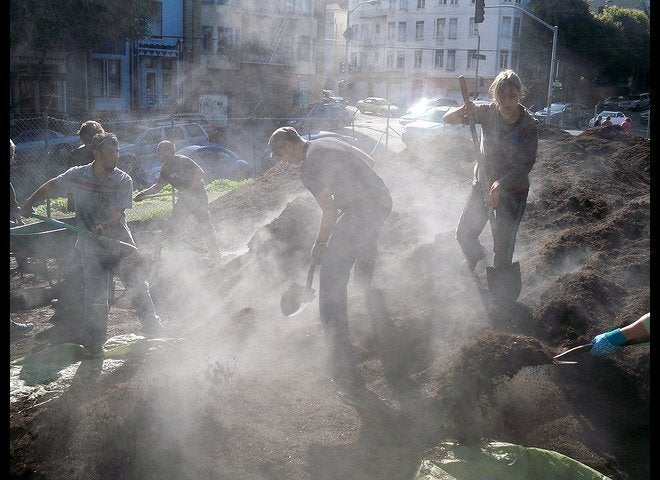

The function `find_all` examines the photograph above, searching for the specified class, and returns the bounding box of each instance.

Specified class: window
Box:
[513,17,521,38]
[415,21,424,40]
[450,0,458,4]
[448,18,457,38]
[387,51,396,69]
[434,49,444,68]
[147,1,162,38]
[166,126,185,141]
[467,49,474,68]
[388,22,396,41]
[92,59,121,98]
[446,50,455,70]
[511,50,519,70]
[502,17,512,38]
[202,26,213,52]
[398,22,407,41]
[437,0,447,4]
[417,0,426,8]
[399,0,407,10]
[434,18,445,38]
[217,27,233,53]
[469,18,478,35]
[297,35,311,61]
[397,51,405,69]
[414,50,423,68]
[499,49,509,69]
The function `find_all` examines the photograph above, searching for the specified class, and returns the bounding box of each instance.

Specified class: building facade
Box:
[344,0,532,107]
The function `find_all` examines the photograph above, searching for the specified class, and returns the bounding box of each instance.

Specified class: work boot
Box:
[10,321,34,335]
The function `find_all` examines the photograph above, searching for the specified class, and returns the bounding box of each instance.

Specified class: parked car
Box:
[291,102,357,132]
[174,145,252,182]
[617,93,650,111]
[12,128,81,167]
[588,110,627,127]
[322,89,346,105]
[118,122,209,187]
[356,97,401,117]
[597,96,625,111]
[399,97,459,126]
[533,102,592,128]
[401,106,473,148]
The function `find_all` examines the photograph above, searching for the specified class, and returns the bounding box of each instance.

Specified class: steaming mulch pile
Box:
[10,124,649,479]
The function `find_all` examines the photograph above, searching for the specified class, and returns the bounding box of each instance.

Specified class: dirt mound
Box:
[10,126,649,479]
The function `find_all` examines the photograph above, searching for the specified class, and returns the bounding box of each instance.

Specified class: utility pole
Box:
[343,1,377,100]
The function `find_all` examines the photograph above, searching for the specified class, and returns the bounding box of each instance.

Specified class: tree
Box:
[10,0,158,115]
[10,0,157,53]
[518,0,649,106]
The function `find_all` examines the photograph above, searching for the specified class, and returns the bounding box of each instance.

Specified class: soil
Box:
[9,124,649,479]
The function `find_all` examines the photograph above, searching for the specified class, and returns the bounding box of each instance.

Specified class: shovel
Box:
[458,75,521,302]
[30,213,137,251]
[552,342,593,365]
[280,264,317,317]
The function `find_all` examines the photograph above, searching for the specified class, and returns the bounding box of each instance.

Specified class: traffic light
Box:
[339,61,346,74]
[475,0,485,23]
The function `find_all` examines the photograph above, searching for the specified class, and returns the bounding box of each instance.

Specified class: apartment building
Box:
[345,0,533,107]
[179,0,325,122]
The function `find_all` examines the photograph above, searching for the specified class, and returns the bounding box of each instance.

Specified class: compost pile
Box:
[10,124,649,480]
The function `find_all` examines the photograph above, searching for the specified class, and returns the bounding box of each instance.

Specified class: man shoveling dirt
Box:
[268,126,392,387]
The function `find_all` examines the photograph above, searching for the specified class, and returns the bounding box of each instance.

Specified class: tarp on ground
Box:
[413,441,611,480]
[10,334,181,407]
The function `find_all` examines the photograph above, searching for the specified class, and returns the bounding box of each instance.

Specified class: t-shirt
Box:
[301,137,391,218]
[157,154,203,191]
[472,103,539,193]
[55,165,135,255]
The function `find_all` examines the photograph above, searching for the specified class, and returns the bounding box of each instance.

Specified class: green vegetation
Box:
[27,177,254,225]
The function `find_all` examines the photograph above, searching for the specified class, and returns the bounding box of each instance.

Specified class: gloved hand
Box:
[591,328,627,356]
[311,241,328,266]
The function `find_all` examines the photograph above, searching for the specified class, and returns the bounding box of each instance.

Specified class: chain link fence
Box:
[10,114,292,221]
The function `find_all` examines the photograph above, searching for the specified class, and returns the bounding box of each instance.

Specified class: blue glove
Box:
[591,328,627,356]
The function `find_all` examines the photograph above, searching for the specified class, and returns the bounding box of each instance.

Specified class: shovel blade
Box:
[280,283,305,316]
[486,262,521,302]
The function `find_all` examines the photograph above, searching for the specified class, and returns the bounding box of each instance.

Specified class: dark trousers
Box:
[456,184,528,269]
[170,188,217,250]
[319,203,391,349]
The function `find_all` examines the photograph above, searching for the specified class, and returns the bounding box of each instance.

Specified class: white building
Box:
[345,0,535,107]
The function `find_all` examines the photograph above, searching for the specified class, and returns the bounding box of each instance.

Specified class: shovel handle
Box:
[30,213,137,250]
[458,76,493,219]
[459,75,481,159]
[305,263,316,289]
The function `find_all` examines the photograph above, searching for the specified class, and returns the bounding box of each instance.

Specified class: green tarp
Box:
[413,441,611,480]
[10,334,181,406]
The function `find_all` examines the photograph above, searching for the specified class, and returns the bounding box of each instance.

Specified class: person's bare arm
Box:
[443,102,476,125]
[310,189,338,264]
[134,180,167,201]
[21,178,59,216]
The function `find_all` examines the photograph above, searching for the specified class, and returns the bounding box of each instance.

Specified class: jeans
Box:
[169,188,217,250]
[456,184,528,269]
[319,201,391,350]
[81,250,161,347]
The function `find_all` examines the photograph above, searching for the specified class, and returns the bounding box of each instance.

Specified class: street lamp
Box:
[483,4,558,125]
[343,1,377,92]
